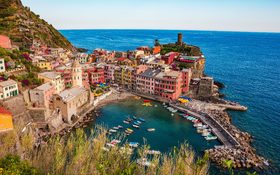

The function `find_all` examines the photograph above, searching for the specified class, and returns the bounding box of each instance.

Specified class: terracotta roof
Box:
[0,107,12,115]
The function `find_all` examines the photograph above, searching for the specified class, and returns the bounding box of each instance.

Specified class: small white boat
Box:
[113,126,119,130]
[197,128,204,133]
[129,142,139,148]
[147,128,156,132]
[110,139,121,145]
[194,123,203,127]
[205,135,218,141]
[202,130,211,137]
[132,124,140,129]
[118,125,123,129]
[109,129,117,133]
[144,150,161,155]
[123,120,130,124]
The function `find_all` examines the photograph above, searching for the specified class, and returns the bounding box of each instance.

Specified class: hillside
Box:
[0,0,74,50]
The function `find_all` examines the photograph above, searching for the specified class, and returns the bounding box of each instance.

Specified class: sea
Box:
[60,29,280,175]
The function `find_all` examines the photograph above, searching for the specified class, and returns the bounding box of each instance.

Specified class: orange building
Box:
[0,35,12,49]
[153,46,161,54]
[0,107,13,132]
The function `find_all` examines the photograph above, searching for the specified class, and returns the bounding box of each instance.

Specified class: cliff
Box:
[0,0,74,50]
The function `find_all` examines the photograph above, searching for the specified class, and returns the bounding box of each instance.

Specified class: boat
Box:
[110,139,121,145]
[197,128,204,133]
[109,129,117,133]
[154,105,158,107]
[134,121,142,125]
[142,103,153,107]
[193,123,203,127]
[205,135,218,141]
[132,124,140,129]
[202,130,211,137]
[127,128,133,132]
[133,116,137,120]
[147,128,155,132]
[113,126,119,130]
[137,158,153,167]
[123,120,130,124]
[144,150,161,155]
[129,142,139,148]
[139,118,146,122]
[197,125,208,130]
[118,125,123,129]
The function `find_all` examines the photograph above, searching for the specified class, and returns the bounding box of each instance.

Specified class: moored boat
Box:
[129,142,139,148]
[132,124,140,129]
[109,129,117,133]
[139,118,146,122]
[147,128,155,132]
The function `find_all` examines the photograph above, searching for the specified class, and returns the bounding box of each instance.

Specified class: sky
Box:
[21,0,280,32]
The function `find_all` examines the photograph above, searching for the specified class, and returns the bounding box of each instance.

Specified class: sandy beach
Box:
[95,88,135,110]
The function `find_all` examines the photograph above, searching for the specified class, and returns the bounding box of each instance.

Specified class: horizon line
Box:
[58,28,280,34]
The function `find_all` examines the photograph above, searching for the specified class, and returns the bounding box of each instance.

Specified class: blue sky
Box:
[21,0,280,32]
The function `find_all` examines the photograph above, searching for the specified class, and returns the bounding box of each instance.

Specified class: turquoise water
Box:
[61,30,280,174]
[95,98,219,154]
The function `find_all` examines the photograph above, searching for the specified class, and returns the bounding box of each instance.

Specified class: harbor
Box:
[93,97,220,156]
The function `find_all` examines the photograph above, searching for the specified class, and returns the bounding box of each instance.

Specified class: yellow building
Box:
[0,107,13,132]
[36,59,52,70]
[38,72,65,93]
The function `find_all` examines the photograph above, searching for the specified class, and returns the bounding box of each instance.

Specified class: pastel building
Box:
[0,107,13,132]
[136,67,185,100]
[29,82,55,108]
[154,68,183,100]
[35,58,52,70]
[104,64,116,83]
[0,58,5,73]
[89,67,105,84]
[162,52,179,65]
[0,35,12,49]
[178,55,205,78]
[0,80,19,100]
[38,72,65,93]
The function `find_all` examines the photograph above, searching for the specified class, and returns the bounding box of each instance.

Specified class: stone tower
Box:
[72,59,83,87]
[177,33,183,46]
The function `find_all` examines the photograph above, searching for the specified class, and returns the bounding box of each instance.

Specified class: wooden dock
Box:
[169,103,240,147]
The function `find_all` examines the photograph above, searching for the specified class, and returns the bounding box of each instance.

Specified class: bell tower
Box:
[72,59,83,87]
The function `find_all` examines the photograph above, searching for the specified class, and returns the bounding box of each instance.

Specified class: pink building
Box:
[162,52,179,65]
[88,67,105,84]
[0,35,12,49]
[29,82,55,108]
[181,69,192,93]
[136,67,185,101]
[104,64,116,83]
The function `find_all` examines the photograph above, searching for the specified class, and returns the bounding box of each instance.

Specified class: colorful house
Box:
[29,82,55,108]
[38,72,65,93]
[0,35,12,49]
[178,55,205,78]
[0,80,19,100]
[0,107,13,132]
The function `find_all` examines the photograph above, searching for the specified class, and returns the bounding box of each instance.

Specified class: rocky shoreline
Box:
[185,99,268,169]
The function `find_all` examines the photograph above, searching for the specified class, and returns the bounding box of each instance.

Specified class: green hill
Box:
[0,0,74,50]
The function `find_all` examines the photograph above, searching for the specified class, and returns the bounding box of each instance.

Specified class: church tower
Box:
[72,59,83,87]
